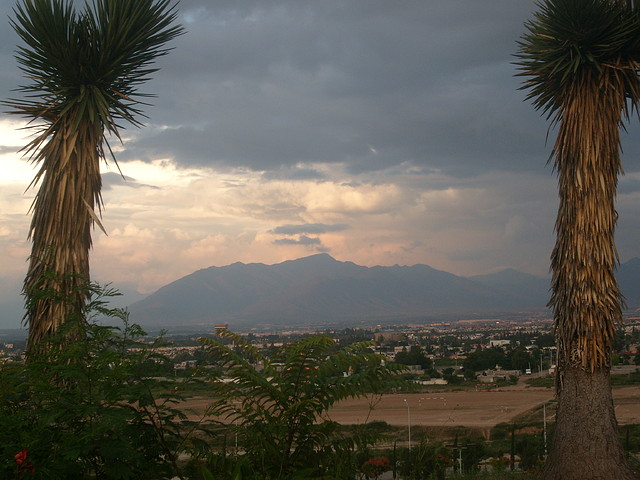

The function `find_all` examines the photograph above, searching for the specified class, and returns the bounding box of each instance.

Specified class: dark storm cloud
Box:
[120,0,586,178]
[7,1,637,178]
[271,223,349,235]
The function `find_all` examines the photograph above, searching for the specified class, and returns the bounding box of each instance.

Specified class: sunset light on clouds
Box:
[2,1,640,327]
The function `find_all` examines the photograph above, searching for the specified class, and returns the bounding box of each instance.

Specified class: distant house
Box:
[489,340,510,348]
[478,368,520,383]
[374,333,405,343]
[174,360,197,370]
[415,378,448,385]
[406,365,424,375]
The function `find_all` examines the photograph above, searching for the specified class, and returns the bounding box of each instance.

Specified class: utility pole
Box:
[392,441,397,479]
[543,402,548,459]
[511,423,516,471]
[403,398,411,452]
[445,443,475,475]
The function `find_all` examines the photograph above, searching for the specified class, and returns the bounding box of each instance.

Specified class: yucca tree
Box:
[5,0,183,349]
[517,0,640,478]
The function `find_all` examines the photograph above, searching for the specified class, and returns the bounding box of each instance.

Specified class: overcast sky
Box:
[2,1,640,328]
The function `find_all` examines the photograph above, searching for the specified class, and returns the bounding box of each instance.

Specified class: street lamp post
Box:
[543,402,548,459]
[403,398,411,452]
[232,401,240,456]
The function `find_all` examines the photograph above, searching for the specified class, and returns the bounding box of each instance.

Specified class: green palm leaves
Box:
[517,0,640,371]
[5,0,183,348]
[9,0,182,131]
[517,0,640,122]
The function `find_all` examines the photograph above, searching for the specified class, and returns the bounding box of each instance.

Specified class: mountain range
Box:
[127,254,640,327]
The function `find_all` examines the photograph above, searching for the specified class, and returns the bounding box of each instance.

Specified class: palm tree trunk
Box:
[542,76,635,480]
[544,367,633,479]
[24,117,102,349]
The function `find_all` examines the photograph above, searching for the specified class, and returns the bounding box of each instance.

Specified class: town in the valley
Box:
[3,312,640,473]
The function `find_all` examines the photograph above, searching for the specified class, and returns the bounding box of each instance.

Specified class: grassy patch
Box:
[611,369,640,386]
[434,358,461,367]
[524,376,554,388]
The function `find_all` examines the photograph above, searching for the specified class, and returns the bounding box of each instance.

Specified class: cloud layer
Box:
[2,1,640,327]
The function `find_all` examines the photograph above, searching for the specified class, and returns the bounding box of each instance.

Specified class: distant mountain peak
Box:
[622,257,640,267]
[471,268,546,282]
[290,253,336,263]
[128,255,554,327]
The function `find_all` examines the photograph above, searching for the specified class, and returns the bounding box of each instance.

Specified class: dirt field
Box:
[179,384,640,428]
[327,385,640,427]
[327,389,554,427]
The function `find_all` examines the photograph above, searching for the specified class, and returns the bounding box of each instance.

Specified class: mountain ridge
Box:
[127,254,640,327]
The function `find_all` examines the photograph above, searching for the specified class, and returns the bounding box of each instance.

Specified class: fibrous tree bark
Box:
[5,0,183,350]
[517,1,640,478]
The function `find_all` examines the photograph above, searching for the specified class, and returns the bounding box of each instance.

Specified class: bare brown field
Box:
[328,385,640,427]
[328,390,553,427]
[613,385,640,425]
[178,384,640,428]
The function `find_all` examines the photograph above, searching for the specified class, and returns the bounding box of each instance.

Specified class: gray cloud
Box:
[0,145,19,155]
[6,1,635,180]
[271,223,349,235]
[273,235,322,246]
[116,1,582,179]
[262,166,326,181]
[619,176,640,196]
[101,172,159,190]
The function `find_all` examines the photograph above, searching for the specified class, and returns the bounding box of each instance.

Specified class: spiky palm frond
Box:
[8,0,183,132]
[516,0,640,372]
[5,0,183,348]
[516,0,640,123]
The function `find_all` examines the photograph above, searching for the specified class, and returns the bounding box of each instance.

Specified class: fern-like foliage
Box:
[0,283,209,480]
[200,330,407,479]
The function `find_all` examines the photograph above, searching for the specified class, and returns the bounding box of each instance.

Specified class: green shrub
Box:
[0,285,208,479]
[196,330,409,479]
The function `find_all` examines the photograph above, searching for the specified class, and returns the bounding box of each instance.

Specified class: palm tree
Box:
[517,0,640,478]
[5,0,183,349]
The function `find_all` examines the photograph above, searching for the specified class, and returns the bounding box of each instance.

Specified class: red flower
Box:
[14,449,35,476]
[362,456,392,479]
[14,450,27,466]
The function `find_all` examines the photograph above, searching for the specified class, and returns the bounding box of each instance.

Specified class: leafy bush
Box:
[0,285,207,479]
[394,345,433,370]
[197,330,409,479]
[395,439,450,480]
